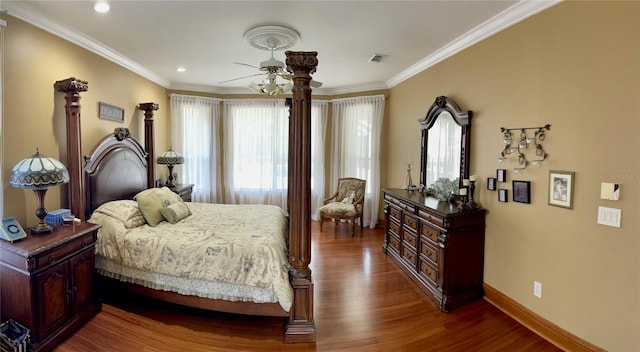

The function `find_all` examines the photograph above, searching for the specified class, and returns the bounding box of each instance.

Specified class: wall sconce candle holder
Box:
[498,124,550,173]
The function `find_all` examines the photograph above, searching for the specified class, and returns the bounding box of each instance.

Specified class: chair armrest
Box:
[324,191,339,204]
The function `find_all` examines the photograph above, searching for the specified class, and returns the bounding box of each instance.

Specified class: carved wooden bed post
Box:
[54,77,88,220]
[138,103,159,188]
[285,51,318,343]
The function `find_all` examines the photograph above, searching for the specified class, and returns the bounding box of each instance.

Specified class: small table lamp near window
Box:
[9,149,70,234]
[157,147,184,187]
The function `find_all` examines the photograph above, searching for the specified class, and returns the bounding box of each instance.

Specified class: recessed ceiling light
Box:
[176,67,186,73]
[94,2,110,13]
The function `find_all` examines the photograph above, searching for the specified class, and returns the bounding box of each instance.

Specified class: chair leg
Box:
[352,220,356,236]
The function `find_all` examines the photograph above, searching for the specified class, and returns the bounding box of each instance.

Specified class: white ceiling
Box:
[2,1,559,95]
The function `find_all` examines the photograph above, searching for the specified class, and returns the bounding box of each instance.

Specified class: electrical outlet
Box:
[533,281,542,298]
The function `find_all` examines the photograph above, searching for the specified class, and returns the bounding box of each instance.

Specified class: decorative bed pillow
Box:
[93,200,145,229]
[135,187,182,206]
[160,201,192,224]
[135,192,165,227]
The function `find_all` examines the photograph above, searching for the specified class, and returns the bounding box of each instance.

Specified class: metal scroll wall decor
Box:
[498,124,550,173]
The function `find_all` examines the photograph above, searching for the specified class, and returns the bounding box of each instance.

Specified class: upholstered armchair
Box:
[319,177,366,235]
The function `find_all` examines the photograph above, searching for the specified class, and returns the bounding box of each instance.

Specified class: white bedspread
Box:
[89,202,293,312]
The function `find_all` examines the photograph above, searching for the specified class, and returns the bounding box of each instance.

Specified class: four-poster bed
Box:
[55,51,318,343]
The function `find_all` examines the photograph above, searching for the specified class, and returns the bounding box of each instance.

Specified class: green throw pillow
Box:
[135,192,165,226]
[160,201,192,224]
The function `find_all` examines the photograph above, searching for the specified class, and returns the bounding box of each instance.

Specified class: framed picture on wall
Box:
[497,169,507,182]
[99,102,125,123]
[487,177,497,191]
[498,189,508,202]
[549,170,575,209]
[513,180,531,204]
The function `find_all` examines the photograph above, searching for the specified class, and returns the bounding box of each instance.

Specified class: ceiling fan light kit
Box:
[220,25,320,96]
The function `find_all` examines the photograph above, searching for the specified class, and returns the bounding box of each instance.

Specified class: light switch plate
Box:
[597,206,621,228]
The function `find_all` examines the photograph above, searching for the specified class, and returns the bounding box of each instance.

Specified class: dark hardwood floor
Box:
[55,221,561,352]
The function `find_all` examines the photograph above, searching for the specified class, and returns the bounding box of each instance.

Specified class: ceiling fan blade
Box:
[218,73,263,84]
[233,62,260,69]
[310,80,323,88]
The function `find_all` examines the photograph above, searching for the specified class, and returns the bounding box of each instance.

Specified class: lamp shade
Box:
[157,147,184,166]
[9,149,70,190]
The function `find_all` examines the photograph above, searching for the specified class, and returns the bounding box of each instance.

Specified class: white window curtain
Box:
[170,94,221,203]
[310,100,328,220]
[223,99,289,207]
[330,94,385,228]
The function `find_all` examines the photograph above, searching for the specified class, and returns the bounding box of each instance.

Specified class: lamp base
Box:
[31,223,53,235]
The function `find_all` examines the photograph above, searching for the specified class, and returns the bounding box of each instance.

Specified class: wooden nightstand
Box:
[168,183,194,202]
[0,222,102,352]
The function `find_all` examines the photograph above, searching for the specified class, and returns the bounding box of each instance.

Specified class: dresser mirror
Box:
[418,96,472,193]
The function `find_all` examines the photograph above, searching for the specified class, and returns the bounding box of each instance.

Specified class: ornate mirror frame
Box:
[418,96,472,189]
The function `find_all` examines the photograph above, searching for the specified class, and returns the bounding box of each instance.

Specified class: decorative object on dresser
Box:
[168,183,194,202]
[157,147,184,187]
[0,222,102,352]
[497,124,550,173]
[8,149,70,234]
[383,189,486,311]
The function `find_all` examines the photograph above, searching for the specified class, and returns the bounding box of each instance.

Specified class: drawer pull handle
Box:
[48,255,56,263]
[81,239,87,247]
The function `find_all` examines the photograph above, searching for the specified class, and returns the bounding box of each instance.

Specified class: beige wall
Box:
[2,16,169,227]
[387,2,639,351]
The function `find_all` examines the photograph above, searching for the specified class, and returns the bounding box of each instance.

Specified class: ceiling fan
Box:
[219,25,322,95]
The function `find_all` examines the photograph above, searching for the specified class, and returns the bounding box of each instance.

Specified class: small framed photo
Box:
[497,169,507,182]
[513,180,531,204]
[99,102,125,122]
[549,170,575,209]
[498,189,508,202]
[0,217,27,242]
[487,177,497,191]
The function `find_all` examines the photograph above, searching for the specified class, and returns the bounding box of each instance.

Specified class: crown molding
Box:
[386,0,562,88]
[3,0,560,94]
[1,1,171,88]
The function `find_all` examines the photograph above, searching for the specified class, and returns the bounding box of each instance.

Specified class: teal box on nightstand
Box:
[45,209,71,226]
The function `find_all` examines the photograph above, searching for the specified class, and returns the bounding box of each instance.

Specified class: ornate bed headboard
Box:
[83,128,148,220]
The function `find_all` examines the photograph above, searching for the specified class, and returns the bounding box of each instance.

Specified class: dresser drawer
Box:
[404,213,418,232]
[388,234,400,253]
[420,241,439,265]
[389,220,401,237]
[388,205,401,223]
[35,231,96,270]
[401,246,417,267]
[418,209,444,227]
[421,224,440,245]
[403,230,417,250]
[419,258,439,285]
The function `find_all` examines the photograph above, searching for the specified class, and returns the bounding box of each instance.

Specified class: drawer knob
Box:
[81,239,87,247]
[48,254,56,263]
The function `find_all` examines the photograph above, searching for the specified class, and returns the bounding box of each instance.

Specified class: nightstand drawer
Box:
[35,230,96,270]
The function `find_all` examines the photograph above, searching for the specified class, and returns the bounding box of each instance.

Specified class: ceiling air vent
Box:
[369,53,388,63]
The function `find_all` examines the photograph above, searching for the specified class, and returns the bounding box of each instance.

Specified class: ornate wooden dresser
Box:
[383,188,486,311]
